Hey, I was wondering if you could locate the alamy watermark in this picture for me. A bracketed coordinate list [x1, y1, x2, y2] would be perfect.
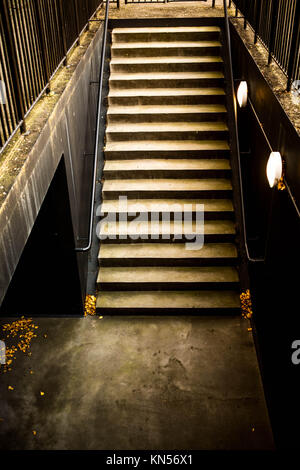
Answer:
[96, 197, 205, 250]
[0, 80, 6, 105]
[0, 340, 6, 365]
[291, 80, 300, 104]
[291, 340, 300, 365]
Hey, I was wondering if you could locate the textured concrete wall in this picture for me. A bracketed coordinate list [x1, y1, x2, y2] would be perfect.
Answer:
[0, 24, 104, 307]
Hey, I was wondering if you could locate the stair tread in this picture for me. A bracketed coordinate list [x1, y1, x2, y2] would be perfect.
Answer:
[109, 87, 225, 97]
[112, 41, 222, 49]
[107, 104, 226, 115]
[96, 290, 240, 310]
[106, 122, 228, 133]
[104, 159, 230, 171]
[97, 25, 241, 313]
[110, 56, 223, 64]
[105, 140, 229, 152]
[110, 71, 224, 80]
[97, 266, 239, 283]
[99, 219, 235, 236]
[103, 178, 232, 192]
[100, 198, 234, 213]
[99, 243, 238, 260]
[112, 27, 221, 34]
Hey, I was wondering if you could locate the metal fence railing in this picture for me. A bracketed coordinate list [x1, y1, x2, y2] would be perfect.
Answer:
[231, 0, 300, 90]
[0, 0, 104, 154]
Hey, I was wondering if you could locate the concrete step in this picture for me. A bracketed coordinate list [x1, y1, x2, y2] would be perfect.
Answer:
[102, 178, 232, 199]
[109, 71, 224, 89]
[110, 56, 223, 73]
[104, 140, 230, 159]
[111, 41, 222, 57]
[108, 87, 226, 106]
[99, 198, 234, 220]
[112, 27, 221, 43]
[96, 290, 241, 314]
[97, 266, 239, 290]
[98, 242, 238, 267]
[107, 104, 227, 123]
[103, 159, 231, 179]
[98, 219, 236, 243]
[106, 122, 229, 142]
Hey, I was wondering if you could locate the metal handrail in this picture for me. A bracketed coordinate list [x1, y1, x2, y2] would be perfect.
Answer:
[223, 0, 264, 263]
[75, 0, 110, 252]
[248, 98, 300, 221]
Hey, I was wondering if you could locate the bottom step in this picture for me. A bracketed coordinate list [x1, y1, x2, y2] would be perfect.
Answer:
[96, 290, 241, 314]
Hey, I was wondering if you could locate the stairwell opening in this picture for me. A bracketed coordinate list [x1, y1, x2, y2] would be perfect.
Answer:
[0, 156, 83, 317]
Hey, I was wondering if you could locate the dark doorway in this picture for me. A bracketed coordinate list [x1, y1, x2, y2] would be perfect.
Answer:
[0, 157, 83, 316]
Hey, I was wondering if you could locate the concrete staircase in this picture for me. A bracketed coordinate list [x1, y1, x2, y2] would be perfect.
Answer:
[96, 26, 241, 314]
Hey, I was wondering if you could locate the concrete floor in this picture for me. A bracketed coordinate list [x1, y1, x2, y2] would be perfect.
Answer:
[0, 315, 273, 450]
[102, 0, 234, 20]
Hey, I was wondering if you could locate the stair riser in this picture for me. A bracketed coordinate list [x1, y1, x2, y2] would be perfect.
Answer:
[105, 149, 230, 159]
[112, 32, 220, 42]
[98, 258, 238, 268]
[109, 78, 224, 89]
[111, 47, 221, 57]
[103, 169, 231, 179]
[108, 95, 226, 106]
[99, 211, 235, 221]
[110, 62, 223, 73]
[97, 282, 239, 291]
[106, 130, 228, 142]
[103, 190, 232, 199]
[99, 234, 236, 244]
[96, 306, 240, 315]
[107, 112, 226, 123]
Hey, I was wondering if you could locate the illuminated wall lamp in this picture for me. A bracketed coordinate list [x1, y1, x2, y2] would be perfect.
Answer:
[237, 81, 248, 107]
[266, 151, 283, 188]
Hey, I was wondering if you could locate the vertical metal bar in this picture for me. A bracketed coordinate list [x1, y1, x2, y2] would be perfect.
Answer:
[287, 0, 300, 91]
[12, 0, 33, 109]
[85, 0, 90, 29]
[0, 0, 26, 131]
[254, 0, 261, 44]
[268, 0, 279, 65]
[51, 0, 62, 72]
[73, 0, 81, 45]
[23, 0, 43, 96]
[32, 0, 50, 92]
[0, 35, 18, 134]
[58, 0, 68, 65]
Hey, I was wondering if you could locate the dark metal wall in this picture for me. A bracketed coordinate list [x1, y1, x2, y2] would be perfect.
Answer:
[231, 21, 300, 450]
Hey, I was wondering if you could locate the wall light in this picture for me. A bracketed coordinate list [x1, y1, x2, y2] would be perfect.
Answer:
[237, 81, 248, 107]
[266, 152, 283, 188]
